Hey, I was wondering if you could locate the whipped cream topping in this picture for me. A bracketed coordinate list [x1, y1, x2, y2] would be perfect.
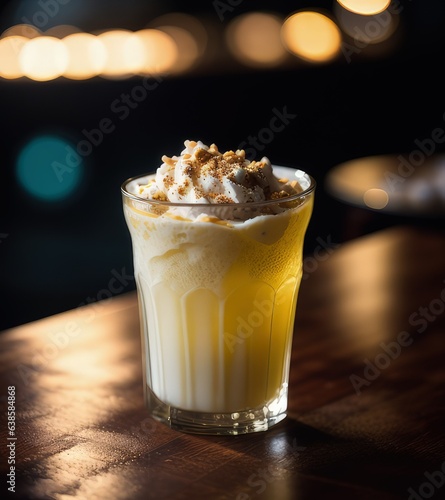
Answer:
[136, 140, 302, 204]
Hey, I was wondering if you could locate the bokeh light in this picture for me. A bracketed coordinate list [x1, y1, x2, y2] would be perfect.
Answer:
[336, 0, 391, 16]
[150, 13, 207, 57]
[152, 26, 198, 74]
[335, 2, 398, 45]
[149, 13, 207, 74]
[97, 29, 145, 78]
[363, 188, 389, 209]
[19, 36, 68, 81]
[134, 29, 178, 75]
[62, 33, 106, 80]
[225, 12, 287, 68]
[1, 23, 41, 39]
[0, 36, 28, 79]
[16, 135, 84, 202]
[281, 11, 342, 63]
[44, 25, 82, 38]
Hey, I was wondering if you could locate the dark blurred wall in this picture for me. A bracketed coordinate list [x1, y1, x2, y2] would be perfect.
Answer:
[1, 1, 445, 330]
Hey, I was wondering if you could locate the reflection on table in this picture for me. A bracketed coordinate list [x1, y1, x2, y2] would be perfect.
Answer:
[1, 226, 445, 499]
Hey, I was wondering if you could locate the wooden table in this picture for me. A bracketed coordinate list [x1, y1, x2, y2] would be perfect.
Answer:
[1, 226, 445, 500]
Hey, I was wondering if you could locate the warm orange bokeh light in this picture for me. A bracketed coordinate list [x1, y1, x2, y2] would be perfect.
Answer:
[153, 26, 199, 74]
[1, 24, 41, 39]
[150, 13, 207, 56]
[0, 18, 208, 81]
[62, 33, 107, 80]
[97, 30, 146, 78]
[337, 0, 391, 16]
[44, 25, 82, 38]
[363, 188, 389, 209]
[335, 2, 398, 45]
[134, 29, 178, 75]
[0, 36, 28, 79]
[149, 13, 207, 74]
[226, 12, 287, 68]
[282, 11, 342, 63]
[19, 36, 68, 81]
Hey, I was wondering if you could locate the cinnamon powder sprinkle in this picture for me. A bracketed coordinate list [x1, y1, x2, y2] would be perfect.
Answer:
[150, 141, 301, 204]
[215, 194, 234, 203]
[192, 145, 249, 186]
[177, 179, 190, 197]
[194, 187, 205, 199]
[270, 190, 290, 199]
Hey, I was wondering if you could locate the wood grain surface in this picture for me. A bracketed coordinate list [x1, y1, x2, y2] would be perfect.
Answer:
[1, 226, 445, 500]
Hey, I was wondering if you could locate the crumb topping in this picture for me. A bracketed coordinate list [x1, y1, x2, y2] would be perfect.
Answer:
[137, 140, 303, 205]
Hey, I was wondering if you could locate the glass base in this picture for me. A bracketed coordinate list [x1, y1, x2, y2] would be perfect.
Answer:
[144, 385, 288, 435]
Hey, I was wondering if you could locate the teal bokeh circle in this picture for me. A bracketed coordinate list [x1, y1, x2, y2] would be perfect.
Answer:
[16, 135, 83, 201]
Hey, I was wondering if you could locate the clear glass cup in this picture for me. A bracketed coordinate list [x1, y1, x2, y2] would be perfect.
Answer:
[121, 166, 315, 435]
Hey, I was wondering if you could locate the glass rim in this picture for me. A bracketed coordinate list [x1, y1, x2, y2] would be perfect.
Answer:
[121, 166, 316, 209]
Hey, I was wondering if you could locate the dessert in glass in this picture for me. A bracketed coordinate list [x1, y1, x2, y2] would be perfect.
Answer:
[121, 140, 315, 434]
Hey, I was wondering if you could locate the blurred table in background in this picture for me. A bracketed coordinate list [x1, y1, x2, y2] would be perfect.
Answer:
[324, 153, 445, 242]
[325, 153, 445, 215]
[1, 225, 445, 499]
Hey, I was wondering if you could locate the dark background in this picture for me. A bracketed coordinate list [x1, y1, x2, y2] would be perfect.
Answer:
[1, 0, 445, 331]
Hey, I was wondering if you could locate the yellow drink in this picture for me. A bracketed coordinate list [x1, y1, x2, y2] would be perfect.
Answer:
[122, 166, 315, 434]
